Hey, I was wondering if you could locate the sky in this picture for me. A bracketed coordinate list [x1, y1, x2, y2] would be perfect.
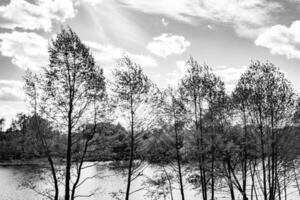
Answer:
[0, 0, 300, 126]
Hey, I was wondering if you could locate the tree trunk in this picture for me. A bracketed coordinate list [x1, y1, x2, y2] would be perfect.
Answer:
[175, 123, 185, 200]
[242, 108, 248, 200]
[125, 97, 134, 200]
[211, 135, 215, 200]
[65, 116, 72, 200]
[225, 159, 235, 200]
[259, 108, 267, 200]
[65, 92, 73, 200]
[48, 156, 59, 200]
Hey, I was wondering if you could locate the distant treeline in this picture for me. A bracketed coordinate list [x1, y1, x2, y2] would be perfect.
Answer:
[1, 109, 300, 165]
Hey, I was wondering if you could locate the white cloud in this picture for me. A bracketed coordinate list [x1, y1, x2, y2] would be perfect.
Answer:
[0, 0, 75, 31]
[147, 33, 191, 58]
[207, 24, 215, 30]
[255, 21, 300, 59]
[85, 41, 157, 72]
[212, 65, 247, 92]
[0, 80, 24, 102]
[79, 0, 104, 6]
[0, 103, 27, 129]
[120, 0, 281, 38]
[166, 60, 187, 86]
[162, 18, 169, 26]
[0, 31, 48, 70]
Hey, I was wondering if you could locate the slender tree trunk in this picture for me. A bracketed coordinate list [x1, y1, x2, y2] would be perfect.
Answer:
[34, 112, 59, 200]
[199, 105, 207, 200]
[209, 105, 215, 200]
[65, 109, 72, 200]
[175, 123, 185, 200]
[293, 162, 300, 197]
[270, 109, 277, 200]
[65, 79, 74, 200]
[48, 156, 59, 200]
[225, 158, 235, 200]
[250, 160, 255, 200]
[242, 107, 248, 200]
[211, 134, 215, 200]
[276, 167, 281, 200]
[259, 108, 267, 200]
[194, 96, 207, 200]
[284, 167, 287, 200]
[163, 167, 174, 200]
[70, 138, 89, 200]
[125, 97, 134, 200]
[251, 160, 259, 200]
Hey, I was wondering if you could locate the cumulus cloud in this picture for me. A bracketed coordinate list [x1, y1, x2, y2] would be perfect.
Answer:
[85, 41, 158, 71]
[147, 33, 191, 58]
[207, 24, 215, 30]
[212, 65, 247, 92]
[0, 0, 75, 31]
[120, 0, 281, 38]
[0, 80, 24, 102]
[0, 103, 27, 129]
[255, 21, 300, 59]
[0, 80, 27, 128]
[166, 60, 187, 86]
[0, 31, 48, 70]
[162, 18, 169, 26]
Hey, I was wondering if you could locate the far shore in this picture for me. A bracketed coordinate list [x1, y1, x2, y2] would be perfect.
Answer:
[0, 158, 123, 167]
[0, 158, 55, 167]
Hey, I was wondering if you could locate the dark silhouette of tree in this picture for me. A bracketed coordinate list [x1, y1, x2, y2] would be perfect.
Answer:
[180, 56, 209, 200]
[160, 86, 187, 200]
[113, 55, 152, 200]
[24, 27, 106, 200]
[233, 61, 296, 200]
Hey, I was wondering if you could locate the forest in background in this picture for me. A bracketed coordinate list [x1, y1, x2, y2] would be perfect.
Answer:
[0, 27, 300, 200]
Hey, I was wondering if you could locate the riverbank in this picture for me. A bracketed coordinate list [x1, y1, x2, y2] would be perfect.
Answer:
[0, 158, 52, 167]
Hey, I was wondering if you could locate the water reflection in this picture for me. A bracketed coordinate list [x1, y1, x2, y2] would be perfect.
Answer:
[0, 162, 298, 200]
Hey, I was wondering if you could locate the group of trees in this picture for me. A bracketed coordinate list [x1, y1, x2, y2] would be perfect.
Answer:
[1, 27, 300, 200]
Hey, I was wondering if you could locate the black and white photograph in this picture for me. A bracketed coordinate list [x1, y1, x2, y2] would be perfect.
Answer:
[1, 0, 300, 200]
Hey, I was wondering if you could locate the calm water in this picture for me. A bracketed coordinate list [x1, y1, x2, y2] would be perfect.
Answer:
[0, 162, 298, 200]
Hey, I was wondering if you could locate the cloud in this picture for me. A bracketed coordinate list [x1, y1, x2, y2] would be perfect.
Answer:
[0, 80, 27, 129]
[147, 33, 191, 58]
[207, 24, 215, 30]
[255, 21, 300, 59]
[166, 60, 187, 86]
[85, 41, 158, 71]
[162, 18, 169, 26]
[120, 0, 282, 38]
[0, 103, 27, 129]
[212, 65, 247, 92]
[0, 31, 48, 70]
[0, 80, 24, 102]
[0, 0, 75, 31]
[79, 0, 104, 6]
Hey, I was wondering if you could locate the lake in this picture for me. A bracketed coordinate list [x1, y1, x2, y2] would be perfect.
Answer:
[0, 162, 298, 200]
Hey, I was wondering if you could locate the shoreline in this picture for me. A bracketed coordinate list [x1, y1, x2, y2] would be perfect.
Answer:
[0, 158, 51, 167]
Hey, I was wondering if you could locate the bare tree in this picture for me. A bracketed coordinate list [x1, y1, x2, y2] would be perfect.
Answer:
[180, 56, 209, 200]
[233, 61, 296, 200]
[160, 86, 187, 200]
[113, 55, 152, 200]
[25, 27, 106, 200]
